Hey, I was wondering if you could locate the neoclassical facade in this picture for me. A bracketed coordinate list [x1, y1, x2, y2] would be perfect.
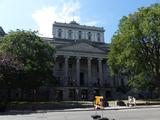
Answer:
[44, 21, 122, 101]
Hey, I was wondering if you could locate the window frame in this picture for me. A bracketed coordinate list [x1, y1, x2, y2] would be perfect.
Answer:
[68, 30, 72, 39]
[78, 31, 82, 39]
[58, 29, 62, 38]
[97, 33, 101, 42]
[87, 32, 92, 40]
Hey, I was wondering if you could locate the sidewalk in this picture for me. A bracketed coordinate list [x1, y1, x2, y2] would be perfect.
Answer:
[37, 105, 160, 112]
[7, 105, 160, 114]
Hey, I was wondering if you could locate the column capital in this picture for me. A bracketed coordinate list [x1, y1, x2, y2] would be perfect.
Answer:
[98, 57, 103, 61]
[53, 55, 58, 58]
[64, 55, 69, 59]
[76, 56, 81, 60]
[87, 57, 92, 60]
[53, 55, 57, 61]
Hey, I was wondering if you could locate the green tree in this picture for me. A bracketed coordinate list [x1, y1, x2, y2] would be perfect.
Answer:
[0, 52, 24, 103]
[108, 4, 160, 91]
[0, 52, 24, 87]
[0, 30, 56, 89]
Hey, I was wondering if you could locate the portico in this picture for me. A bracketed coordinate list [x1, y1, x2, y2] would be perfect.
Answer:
[55, 55, 104, 86]
[52, 40, 111, 100]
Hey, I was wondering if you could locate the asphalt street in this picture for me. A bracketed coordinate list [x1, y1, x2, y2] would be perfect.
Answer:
[0, 107, 160, 120]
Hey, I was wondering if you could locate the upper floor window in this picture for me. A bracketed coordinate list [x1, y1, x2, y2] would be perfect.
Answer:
[58, 29, 62, 38]
[97, 33, 101, 42]
[78, 31, 82, 39]
[59, 63, 63, 69]
[68, 30, 72, 39]
[87, 32, 92, 40]
[69, 63, 72, 68]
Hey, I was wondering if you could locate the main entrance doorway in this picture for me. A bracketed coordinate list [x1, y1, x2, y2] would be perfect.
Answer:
[80, 72, 84, 86]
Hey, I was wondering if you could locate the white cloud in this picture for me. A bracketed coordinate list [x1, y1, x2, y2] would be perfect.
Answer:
[32, 0, 100, 37]
[32, 1, 80, 37]
[84, 21, 99, 26]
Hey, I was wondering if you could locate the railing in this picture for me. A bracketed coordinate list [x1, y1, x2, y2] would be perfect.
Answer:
[55, 81, 113, 88]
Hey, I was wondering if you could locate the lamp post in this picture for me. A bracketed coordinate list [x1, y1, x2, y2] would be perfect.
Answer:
[32, 89, 36, 111]
[7, 82, 11, 104]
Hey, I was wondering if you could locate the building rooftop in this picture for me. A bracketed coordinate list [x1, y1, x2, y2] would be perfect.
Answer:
[53, 21, 105, 32]
[69, 20, 80, 25]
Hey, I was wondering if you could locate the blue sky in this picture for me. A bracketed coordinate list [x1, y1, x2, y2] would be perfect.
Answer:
[0, 0, 159, 43]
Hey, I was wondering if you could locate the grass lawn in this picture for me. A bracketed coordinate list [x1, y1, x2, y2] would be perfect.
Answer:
[7, 99, 160, 110]
[108, 99, 160, 106]
[8, 101, 94, 110]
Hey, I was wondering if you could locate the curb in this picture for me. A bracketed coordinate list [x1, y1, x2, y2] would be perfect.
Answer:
[37, 105, 160, 113]
[7, 105, 160, 113]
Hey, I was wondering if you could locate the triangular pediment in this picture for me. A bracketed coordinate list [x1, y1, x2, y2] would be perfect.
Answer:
[57, 42, 106, 53]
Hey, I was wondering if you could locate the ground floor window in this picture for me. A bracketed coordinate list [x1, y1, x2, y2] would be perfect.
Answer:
[69, 89, 76, 100]
[56, 90, 63, 101]
[81, 89, 88, 100]
[94, 89, 100, 96]
[105, 91, 111, 100]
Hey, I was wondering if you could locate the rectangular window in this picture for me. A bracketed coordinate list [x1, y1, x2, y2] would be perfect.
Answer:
[59, 63, 62, 69]
[78, 31, 82, 39]
[68, 30, 72, 39]
[87, 32, 92, 40]
[97, 33, 101, 42]
[58, 29, 62, 38]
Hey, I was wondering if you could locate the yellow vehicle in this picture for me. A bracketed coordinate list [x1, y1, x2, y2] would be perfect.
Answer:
[95, 96, 104, 109]
[91, 96, 104, 119]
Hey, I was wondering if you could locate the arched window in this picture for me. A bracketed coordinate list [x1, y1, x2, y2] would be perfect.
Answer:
[87, 32, 92, 40]
[78, 31, 82, 39]
[58, 29, 62, 38]
[97, 33, 101, 42]
[68, 30, 72, 39]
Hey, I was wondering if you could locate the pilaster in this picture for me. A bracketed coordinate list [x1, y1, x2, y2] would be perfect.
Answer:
[98, 58, 103, 86]
[87, 57, 92, 86]
[64, 56, 69, 86]
[76, 56, 81, 86]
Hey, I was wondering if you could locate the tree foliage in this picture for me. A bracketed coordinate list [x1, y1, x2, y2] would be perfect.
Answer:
[0, 30, 56, 89]
[108, 3, 160, 91]
[0, 52, 24, 88]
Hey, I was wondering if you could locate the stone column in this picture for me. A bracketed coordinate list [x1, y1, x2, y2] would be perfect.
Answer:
[76, 56, 81, 86]
[87, 57, 92, 86]
[64, 56, 69, 86]
[98, 58, 103, 86]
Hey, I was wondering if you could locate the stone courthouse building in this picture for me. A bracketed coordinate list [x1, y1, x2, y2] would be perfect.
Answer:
[44, 21, 118, 101]
[0, 23, 126, 101]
